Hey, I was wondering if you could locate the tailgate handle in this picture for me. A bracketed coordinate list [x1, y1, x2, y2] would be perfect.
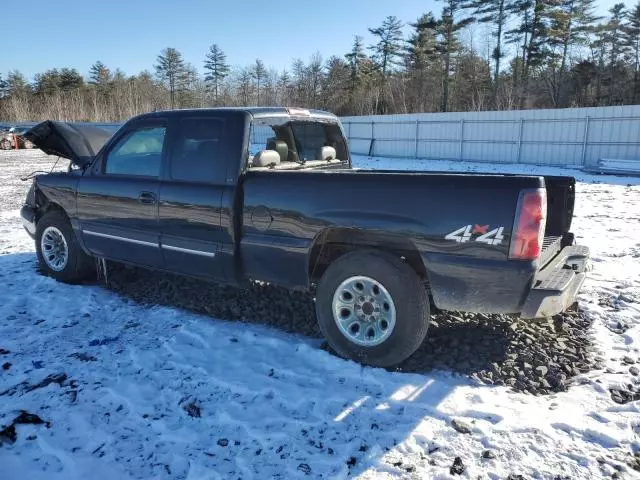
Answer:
[138, 191, 157, 204]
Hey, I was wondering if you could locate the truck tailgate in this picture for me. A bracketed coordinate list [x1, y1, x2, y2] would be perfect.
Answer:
[543, 176, 575, 237]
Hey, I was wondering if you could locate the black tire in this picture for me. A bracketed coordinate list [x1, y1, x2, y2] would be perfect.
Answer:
[0, 139, 11, 150]
[316, 249, 430, 367]
[35, 210, 94, 283]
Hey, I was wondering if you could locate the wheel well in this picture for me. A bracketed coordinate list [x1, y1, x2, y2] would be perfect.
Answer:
[308, 228, 428, 284]
[34, 191, 66, 223]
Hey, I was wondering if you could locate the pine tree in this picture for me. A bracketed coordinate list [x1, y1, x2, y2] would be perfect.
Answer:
[605, 3, 628, 104]
[345, 36, 368, 93]
[507, 0, 553, 107]
[292, 59, 307, 105]
[59, 68, 84, 91]
[0, 73, 6, 98]
[5, 71, 31, 97]
[277, 70, 292, 104]
[406, 13, 439, 72]
[204, 44, 230, 104]
[463, 0, 510, 107]
[155, 47, 187, 108]
[406, 13, 439, 111]
[607, 3, 627, 66]
[89, 61, 111, 90]
[591, 23, 608, 104]
[307, 52, 324, 107]
[237, 68, 253, 105]
[252, 59, 267, 104]
[368, 16, 405, 76]
[546, 0, 599, 105]
[505, 0, 533, 90]
[323, 56, 350, 113]
[178, 64, 200, 108]
[33, 69, 61, 96]
[437, 1, 474, 112]
[623, 1, 640, 101]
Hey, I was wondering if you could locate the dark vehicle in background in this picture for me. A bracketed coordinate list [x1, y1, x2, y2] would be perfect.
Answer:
[1, 126, 36, 150]
[20, 108, 590, 367]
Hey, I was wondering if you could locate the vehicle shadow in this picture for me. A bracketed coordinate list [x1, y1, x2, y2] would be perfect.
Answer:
[103, 262, 595, 392]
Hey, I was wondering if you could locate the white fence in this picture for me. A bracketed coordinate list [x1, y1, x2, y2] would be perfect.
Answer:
[341, 106, 640, 170]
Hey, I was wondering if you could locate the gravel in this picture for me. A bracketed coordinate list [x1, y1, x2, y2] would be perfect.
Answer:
[450, 457, 465, 475]
[482, 450, 496, 459]
[451, 419, 472, 434]
[610, 385, 640, 404]
[105, 263, 600, 395]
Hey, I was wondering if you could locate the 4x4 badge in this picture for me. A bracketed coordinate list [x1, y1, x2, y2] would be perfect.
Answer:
[445, 225, 504, 245]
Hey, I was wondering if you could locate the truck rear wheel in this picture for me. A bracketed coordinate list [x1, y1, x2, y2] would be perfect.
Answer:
[316, 250, 430, 367]
[36, 210, 94, 283]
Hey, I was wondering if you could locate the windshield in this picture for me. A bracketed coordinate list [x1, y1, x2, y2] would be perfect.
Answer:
[250, 117, 349, 164]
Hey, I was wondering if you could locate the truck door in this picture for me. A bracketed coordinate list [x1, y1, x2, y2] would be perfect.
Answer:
[76, 119, 167, 268]
[158, 116, 231, 282]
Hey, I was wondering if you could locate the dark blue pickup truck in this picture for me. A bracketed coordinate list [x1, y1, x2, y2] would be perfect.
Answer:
[21, 107, 589, 367]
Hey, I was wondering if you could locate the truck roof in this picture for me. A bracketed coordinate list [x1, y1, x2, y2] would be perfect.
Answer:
[135, 107, 339, 122]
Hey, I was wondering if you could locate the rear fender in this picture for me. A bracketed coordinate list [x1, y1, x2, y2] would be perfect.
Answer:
[308, 227, 427, 283]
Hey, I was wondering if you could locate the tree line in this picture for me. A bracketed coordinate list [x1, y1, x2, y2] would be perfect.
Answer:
[2, 0, 640, 122]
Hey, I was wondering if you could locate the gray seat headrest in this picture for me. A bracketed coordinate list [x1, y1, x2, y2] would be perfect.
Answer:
[266, 138, 289, 163]
[252, 150, 281, 168]
[317, 146, 337, 161]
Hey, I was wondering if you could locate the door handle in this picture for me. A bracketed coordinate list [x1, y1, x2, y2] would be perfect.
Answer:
[138, 191, 157, 204]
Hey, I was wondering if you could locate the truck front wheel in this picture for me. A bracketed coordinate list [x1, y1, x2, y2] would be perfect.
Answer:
[316, 250, 430, 367]
[35, 210, 94, 283]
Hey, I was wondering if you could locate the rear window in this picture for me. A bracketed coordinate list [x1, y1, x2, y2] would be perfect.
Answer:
[250, 119, 348, 164]
[290, 123, 329, 161]
[170, 118, 226, 183]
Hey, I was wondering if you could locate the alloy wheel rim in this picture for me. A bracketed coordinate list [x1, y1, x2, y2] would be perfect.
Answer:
[331, 275, 397, 347]
[41, 226, 69, 271]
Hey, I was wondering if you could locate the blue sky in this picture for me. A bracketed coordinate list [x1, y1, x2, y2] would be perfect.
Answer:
[4, 0, 624, 81]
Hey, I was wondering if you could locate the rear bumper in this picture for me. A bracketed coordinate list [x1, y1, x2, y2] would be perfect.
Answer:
[520, 245, 590, 319]
[20, 204, 37, 238]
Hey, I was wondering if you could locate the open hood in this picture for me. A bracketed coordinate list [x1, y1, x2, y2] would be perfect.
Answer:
[24, 121, 118, 167]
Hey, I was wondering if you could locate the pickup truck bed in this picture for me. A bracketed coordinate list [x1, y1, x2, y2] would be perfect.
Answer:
[20, 108, 590, 367]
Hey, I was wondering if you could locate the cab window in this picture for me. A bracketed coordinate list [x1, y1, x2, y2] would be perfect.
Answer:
[169, 118, 226, 183]
[105, 126, 166, 177]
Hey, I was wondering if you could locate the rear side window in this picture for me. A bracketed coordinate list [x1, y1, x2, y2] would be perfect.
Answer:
[170, 118, 226, 183]
[105, 126, 166, 177]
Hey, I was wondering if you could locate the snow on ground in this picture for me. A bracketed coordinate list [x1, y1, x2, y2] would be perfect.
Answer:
[0, 150, 639, 479]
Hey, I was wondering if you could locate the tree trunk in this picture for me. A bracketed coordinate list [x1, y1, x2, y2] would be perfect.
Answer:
[442, 23, 453, 112]
[492, 0, 505, 108]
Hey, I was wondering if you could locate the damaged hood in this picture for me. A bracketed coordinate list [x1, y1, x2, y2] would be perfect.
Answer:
[25, 121, 119, 167]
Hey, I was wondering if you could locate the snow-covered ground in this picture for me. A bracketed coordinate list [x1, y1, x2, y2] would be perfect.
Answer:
[0, 149, 639, 479]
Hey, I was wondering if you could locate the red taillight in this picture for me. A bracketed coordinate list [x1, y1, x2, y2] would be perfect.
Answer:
[509, 188, 547, 260]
